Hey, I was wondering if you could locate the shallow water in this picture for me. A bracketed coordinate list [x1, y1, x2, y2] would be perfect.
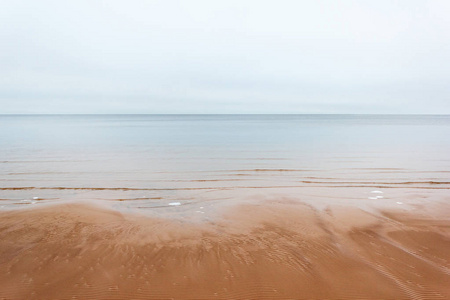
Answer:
[1, 114, 449, 215]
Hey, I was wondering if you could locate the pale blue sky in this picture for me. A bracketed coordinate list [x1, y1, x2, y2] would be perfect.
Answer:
[1, 0, 450, 114]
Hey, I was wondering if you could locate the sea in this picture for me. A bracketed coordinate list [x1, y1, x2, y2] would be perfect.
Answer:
[1, 114, 449, 218]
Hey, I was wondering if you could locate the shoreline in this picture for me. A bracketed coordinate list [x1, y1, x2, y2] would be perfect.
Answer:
[1, 200, 449, 299]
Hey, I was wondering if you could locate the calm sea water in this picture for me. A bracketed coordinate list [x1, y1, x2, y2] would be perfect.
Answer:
[1, 115, 449, 216]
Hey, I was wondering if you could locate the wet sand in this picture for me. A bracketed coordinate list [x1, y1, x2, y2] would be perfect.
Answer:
[0, 200, 449, 299]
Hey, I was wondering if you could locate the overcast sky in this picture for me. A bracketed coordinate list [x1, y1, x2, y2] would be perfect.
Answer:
[1, 0, 450, 114]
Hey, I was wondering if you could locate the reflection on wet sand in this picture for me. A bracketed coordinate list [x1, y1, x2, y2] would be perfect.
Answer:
[1, 200, 449, 299]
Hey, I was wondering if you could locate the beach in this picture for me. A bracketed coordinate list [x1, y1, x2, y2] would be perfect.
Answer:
[2, 0, 450, 297]
[1, 198, 449, 299]
[1, 115, 450, 299]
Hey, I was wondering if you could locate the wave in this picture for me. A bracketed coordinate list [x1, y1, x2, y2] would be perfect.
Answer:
[300, 180, 450, 185]
[1, 181, 450, 192]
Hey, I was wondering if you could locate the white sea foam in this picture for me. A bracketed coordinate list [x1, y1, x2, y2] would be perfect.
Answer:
[168, 202, 181, 206]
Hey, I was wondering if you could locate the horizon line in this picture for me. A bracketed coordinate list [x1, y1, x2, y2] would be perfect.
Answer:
[1, 113, 450, 116]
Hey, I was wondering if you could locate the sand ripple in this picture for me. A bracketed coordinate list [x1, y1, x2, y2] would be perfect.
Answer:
[0, 201, 449, 299]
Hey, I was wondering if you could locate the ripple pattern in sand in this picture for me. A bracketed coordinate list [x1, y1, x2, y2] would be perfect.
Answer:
[0, 201, 449, 299]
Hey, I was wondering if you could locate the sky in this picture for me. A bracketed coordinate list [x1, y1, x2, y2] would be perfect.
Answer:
[1, 0, 450, 114]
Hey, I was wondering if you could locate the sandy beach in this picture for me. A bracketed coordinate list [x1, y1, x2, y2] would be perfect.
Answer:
[1, 199, 449, 299]
[1, 114, 450, 299]
[2, 0, 450, 295]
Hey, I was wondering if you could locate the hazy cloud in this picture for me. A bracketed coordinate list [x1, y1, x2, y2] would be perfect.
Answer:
[1, 0, 450, 113]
